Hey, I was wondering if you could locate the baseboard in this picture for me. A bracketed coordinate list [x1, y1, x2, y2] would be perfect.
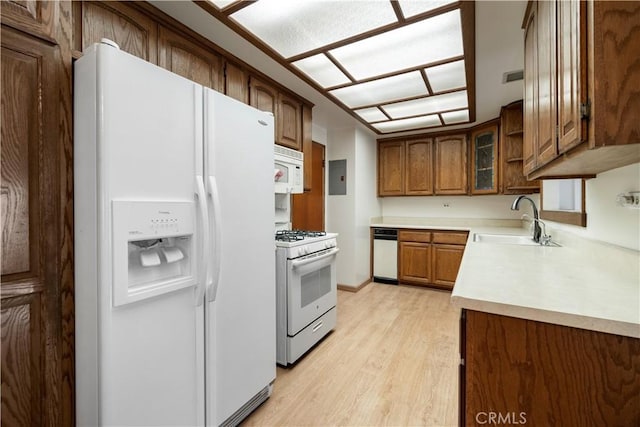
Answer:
[337, 278, 371, 293]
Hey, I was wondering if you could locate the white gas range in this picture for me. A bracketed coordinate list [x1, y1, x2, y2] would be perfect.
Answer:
[275, 230, 339, 366]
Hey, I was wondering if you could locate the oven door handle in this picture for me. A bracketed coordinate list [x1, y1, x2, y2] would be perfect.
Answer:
[291, 248, 339, 269]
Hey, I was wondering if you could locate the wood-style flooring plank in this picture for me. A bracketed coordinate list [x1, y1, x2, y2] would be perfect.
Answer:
[243, 283, 460, 427]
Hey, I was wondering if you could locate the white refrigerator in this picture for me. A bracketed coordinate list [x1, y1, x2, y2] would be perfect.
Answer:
[74, 41, 275, 426]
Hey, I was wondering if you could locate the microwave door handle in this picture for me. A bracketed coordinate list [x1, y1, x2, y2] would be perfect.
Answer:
[194, 176, 210, 307]
[291, 248, 339, 269]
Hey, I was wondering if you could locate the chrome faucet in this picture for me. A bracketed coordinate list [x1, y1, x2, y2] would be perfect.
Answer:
[521, 214, 553, 246]
[511, 196, 542, 243]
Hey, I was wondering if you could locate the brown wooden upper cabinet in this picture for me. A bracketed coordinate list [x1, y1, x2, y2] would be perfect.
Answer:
[377, 140, 405, 196]
[158, 26, 223, 92]
[405, 139, 434, 196]
[499, 100, 540, 194]
[77, 1, 158, 62]
[302, 104, 313, 191]
[277, 91, 302, 151]
[224, 60, 248, 104]
[249, 76, 277, 139]
[470, 122, 499, 194]
[434, 134, 468, 195]
[377, 139, 433, 197]
[522, 0, 640, 179]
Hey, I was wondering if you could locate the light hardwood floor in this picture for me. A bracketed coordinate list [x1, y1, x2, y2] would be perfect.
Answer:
[243, 283, 460, 427]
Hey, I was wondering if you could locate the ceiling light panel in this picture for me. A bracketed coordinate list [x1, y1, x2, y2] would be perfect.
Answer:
[441, 109, 469, 124]
[293, 54, 351, 87]
[383, 90, 468, 119]
[354, 107, 388, 122]
[329, 72, 426, 108]
[398, 0, 457, 18]
[373, 115, 442, 133]
[329, 9, 463, 81]
[207, 0, 238, 9]
[425, 60, 466, 92]
[230, 0, 397, 59]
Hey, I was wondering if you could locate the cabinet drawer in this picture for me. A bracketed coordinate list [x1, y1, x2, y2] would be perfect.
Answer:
[432, 232, 468, 245]
[398, 230, 431, 243]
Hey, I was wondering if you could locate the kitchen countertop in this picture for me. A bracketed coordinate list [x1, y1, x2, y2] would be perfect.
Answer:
[371, 217, 640, 339]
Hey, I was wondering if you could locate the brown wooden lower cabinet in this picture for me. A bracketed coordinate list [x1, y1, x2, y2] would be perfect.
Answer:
[397, 230, 467, 290]
[398, 241, 432, 285]
[460, 310, 640, 426]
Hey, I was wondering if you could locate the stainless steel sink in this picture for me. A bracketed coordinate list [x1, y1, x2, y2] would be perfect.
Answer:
[472, 233, 560, 247]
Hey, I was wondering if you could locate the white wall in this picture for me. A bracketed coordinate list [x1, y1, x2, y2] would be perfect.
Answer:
[382, 194, 538, 219]
[545, 163, 640, 251]
[326, 127, 381, 287]
[354, 128, 381, 285]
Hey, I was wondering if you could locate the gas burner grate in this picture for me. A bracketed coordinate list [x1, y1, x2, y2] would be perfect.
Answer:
[275, 230, 327, 241]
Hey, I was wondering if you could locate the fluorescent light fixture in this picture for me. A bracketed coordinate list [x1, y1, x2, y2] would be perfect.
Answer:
[330, 71, 427, 108]
[383, 90, 468, 119]
[425, 60, 466, 92]
[398, 0, 457, 18]
[231, 0, 397, 58]
[373, 115, 442, 133]
[207, 0, 238, 9]
[354, 107, 388, 122]
[293, 54, 351, 87]
[441, 109, 469, 124]
[329, 9, 463, 80]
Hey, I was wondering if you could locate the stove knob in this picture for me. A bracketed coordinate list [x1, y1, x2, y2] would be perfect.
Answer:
[303, 246, 309, 255]
[324, 241, 331, 249]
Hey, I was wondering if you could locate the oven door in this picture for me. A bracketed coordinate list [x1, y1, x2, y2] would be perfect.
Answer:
[287, 248, 339, 336]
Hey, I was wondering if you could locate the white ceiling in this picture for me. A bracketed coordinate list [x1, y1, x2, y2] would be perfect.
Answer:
[148, 0, 526, 138]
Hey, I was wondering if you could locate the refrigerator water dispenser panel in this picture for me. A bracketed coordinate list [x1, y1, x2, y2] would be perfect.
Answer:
[112, 200, 196, 307]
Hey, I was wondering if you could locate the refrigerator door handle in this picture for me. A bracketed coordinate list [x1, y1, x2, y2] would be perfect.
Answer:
[207, 175, 223, 302]
[195, 176, 210, 306]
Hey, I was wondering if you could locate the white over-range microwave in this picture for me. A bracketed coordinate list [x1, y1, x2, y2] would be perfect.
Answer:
[274, 145, 303, 194]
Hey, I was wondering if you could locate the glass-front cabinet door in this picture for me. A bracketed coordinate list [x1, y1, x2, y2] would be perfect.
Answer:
[470, 122, 499, 194]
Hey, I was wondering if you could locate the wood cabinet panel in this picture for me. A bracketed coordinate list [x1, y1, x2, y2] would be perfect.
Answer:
[499, 100, 539, 194]
[470, 123, 498, 194]
[302, 104, 313, 191]
[249, 76, 276, 114]
[249, 76, 277, 141]
[398, 230, 431, 243]
[434, 134, 468, 195]
[463, 310, 640, 426]
[158, 26, 223, 91]
[398, 242, 431, 286]
[590, 1, 640, 147]
[0, 0, 56, 40]
[432, 232, 468, 245]
[432, 244, 464, 289]
[557, 0, 586, 153]
[79, 1, 157, 62]
[277, 92, 302, 150]
[523, 7, 538, 175]
[1, 26, 63, 427]
[523, 0, 640, 179]
[1, 42, 40, 276]
[225, 60, 248, 104]
[405, 139, 433, 195]
[535, 0, 558, 168]
[1, 294, 43, 426]
[378, 141, 405, 196]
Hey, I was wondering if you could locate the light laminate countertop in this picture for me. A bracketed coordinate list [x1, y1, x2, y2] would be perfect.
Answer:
[371, 218, 640, 338]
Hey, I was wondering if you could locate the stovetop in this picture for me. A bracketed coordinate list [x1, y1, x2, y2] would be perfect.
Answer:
[275, 230, 338, 249]
[275, 230, 327, 242]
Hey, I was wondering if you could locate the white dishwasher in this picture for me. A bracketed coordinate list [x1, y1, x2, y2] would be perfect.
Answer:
[373, 228, 398, 284]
